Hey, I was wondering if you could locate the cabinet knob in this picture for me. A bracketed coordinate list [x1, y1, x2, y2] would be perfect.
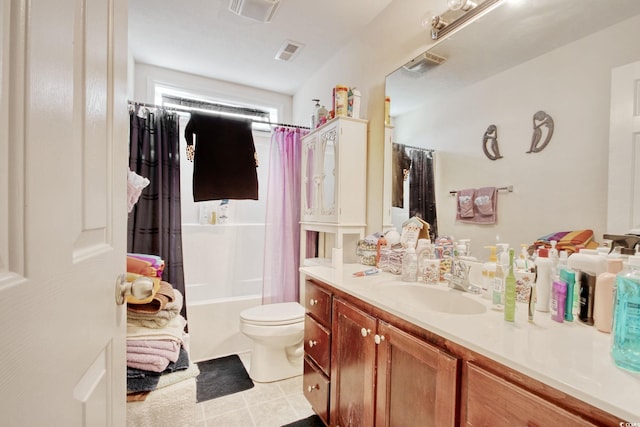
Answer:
[307, 384, 319, 393]
[361, 328, 371, 337]
[308, 340, 317, 348]
[309, 298, 318, 306]
[374, 334, 386, 345]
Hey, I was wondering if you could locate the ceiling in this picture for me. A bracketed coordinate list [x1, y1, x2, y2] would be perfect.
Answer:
[128, 0, 393, 96]
[386, 0, 640, 116]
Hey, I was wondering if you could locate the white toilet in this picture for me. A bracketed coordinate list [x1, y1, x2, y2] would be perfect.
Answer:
[239, 302, 305, 383]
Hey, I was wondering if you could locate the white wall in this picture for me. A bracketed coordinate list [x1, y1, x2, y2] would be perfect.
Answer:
[393, 15, 640, 251]
[292, 0, 441, 234]
[133, 62, 293, 123]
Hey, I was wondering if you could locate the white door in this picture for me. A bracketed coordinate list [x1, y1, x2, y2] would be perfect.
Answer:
[607, 60, 640, 234]
[0, 0, 128, 425]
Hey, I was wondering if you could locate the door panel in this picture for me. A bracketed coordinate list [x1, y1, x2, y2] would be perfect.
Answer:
[607, 60, 640, 233]
[0, 0, 128, 425]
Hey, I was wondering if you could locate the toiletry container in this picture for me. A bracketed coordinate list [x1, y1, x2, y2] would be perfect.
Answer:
[611, 255, 640, 372]
[559, 268, 575, 321]
[376, 235, 387, 268]
[550, 280, 567, 322]
[492, 244, 509, 310]
[481, 246, 497, 300]
[568, 250, 607, 320]
[504, 248, 517, 322]
[218, 199, 230, 224]
[349, 88, 361, 119]
[534, 255, 553, 312]
[239, 302, 305, 382]
[418, 244, 440, 285]
[594, 258, 624, 333]
[402, 247, 418, 282]
[335, 85, 349, 117]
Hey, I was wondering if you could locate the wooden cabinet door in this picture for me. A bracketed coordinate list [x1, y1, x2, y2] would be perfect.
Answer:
[465, 363, 599, 427]
[375, 321, 458, 427]
[331, 298, 377, 427]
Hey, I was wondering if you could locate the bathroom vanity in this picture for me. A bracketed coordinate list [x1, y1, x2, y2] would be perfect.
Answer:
[301, 261, 639, 426]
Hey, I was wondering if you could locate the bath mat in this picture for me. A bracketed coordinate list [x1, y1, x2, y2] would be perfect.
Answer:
[281, 415, 324, 427]
[196, 354, 254, 403]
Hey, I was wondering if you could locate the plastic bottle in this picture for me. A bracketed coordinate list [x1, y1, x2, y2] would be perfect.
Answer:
[534, 254, 553, 312]
[504, 248, 517, 322]
[311, 99, 320, 129]
[559, 268, 575, 322]
[594, 257, 624, 333]
[217, 199, 230, 224]
[418, 244, 440, 285]
[492, 244, 509, 311]
[611, 255, 640, 372]
[402, 247, 418, 282]
[550, 280, 567, 322]
[481, 246, 497, 300]
[317, 105, 329, 126]
[349, 88, 361, 119]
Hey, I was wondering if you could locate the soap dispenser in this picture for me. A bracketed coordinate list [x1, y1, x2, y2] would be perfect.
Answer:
[481, 246, 497, 300]
[611, 255, 640, 372]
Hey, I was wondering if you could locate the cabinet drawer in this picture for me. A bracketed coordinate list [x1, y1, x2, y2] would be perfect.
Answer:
[465, 363, 598, 427]
[304, 314, 331, 375]
[303, 357, 330, 426]
[305, 280, 332, 326]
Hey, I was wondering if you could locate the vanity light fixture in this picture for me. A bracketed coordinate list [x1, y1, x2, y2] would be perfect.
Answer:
[431, 0, 503, 40]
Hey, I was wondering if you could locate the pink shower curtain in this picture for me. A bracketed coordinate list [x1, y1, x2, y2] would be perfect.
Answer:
[262, 126, 308, 304]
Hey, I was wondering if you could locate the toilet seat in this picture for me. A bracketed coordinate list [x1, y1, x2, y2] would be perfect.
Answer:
[240, 302, 304, 326]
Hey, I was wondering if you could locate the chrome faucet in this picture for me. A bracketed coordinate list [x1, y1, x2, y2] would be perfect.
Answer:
[444, 258, 481, 294]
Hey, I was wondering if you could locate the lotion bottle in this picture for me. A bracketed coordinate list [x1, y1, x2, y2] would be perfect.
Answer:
[535, 253, 553, 312]
[504, 248, 517, 322]
[594, 257, 624, 333]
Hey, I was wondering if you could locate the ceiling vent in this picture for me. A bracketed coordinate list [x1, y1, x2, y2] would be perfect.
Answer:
[275, 40, 304, 62]
[402, 51, 447, 73]
[229, 0, 280, 23]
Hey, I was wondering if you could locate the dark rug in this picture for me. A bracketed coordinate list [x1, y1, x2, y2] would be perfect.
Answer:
[196, 354, 254, 403]
[281, 415, 324, 427]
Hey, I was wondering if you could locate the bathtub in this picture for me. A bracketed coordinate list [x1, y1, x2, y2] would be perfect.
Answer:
[182, 223, 264, 362]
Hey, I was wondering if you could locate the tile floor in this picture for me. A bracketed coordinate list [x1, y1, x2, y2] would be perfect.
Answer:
[194, 352, 315, 427]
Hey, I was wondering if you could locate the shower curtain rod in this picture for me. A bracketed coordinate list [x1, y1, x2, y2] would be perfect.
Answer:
[128, 100, 310, 130]
[394, 142, 435, 153]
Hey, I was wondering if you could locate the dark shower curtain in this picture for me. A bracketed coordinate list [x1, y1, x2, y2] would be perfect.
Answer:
[128, 106, 186, 318]
[409, 148, 438, 239]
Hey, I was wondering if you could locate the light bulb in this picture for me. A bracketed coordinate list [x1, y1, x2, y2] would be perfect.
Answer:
[448, 0, 477, 11]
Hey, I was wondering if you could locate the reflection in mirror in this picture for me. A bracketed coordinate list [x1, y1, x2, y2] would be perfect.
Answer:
[322, 135, 336, 216]
[384, 0, 640, 254]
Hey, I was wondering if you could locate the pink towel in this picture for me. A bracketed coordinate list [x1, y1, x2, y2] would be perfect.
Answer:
[127, 340, 180, 363]
[127, 352, 171, 372]
[456, 187, 497, 224]
[456, 189, 475, 219]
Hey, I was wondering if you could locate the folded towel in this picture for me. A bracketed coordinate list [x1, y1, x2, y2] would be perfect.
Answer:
[127, 256, 159, 278]
[127, 352, 172, 373]
[127, 341, 180, 364]
[127, 315, 187, 344]
[127, 347, 192, 394]
[456, 189, 475, 219]
[127, 289, 183, 328]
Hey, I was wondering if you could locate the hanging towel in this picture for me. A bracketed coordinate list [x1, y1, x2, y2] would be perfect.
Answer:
[127, 169, 150, 213]
[184, 112, 258, 201]
[473, 186, 498, 224]
[456, 188, 475, 219]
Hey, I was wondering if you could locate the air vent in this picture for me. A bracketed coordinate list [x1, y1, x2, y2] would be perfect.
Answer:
[402, 51, 447, 73]
[275, 40, 304, 62]
[229, 0, 280, 23]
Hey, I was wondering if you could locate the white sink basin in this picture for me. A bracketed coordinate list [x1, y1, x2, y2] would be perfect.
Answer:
[376, 283, 487, 315]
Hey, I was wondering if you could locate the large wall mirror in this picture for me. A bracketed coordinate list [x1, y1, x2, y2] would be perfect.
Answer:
[384, 0, 640, 254]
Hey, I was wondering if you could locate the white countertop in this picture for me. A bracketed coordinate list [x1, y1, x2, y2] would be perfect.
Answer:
[300, 260, 640, 422]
